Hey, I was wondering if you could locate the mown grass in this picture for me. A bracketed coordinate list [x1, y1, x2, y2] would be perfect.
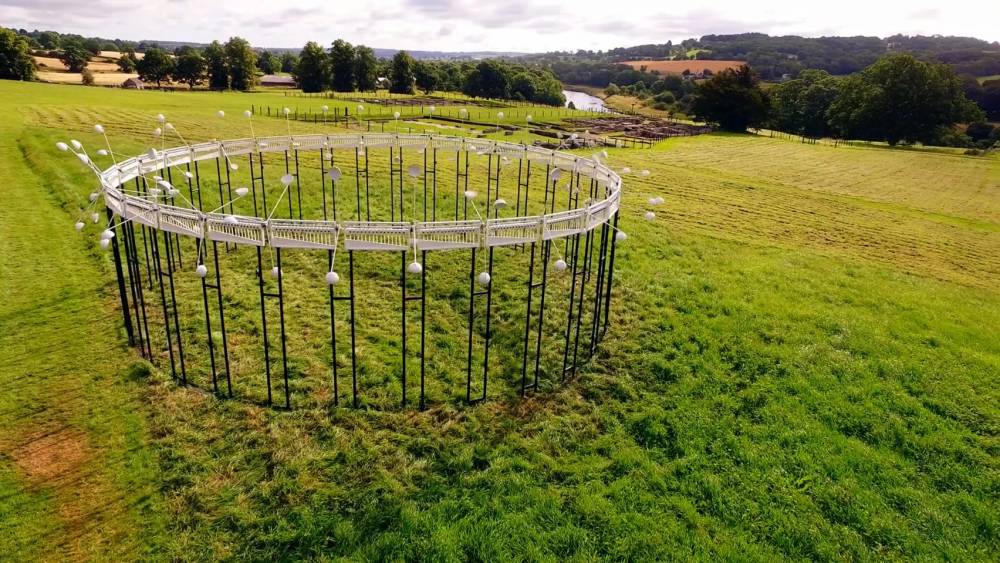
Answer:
[1, 80, 998, 560]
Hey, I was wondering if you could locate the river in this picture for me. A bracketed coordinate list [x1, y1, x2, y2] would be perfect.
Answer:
[563, 90, 606, 112]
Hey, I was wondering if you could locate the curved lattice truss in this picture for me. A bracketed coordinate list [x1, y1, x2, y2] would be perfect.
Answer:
[62, 120, 636, 410]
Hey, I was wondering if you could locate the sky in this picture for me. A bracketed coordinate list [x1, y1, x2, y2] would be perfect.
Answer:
[3, 0, 999, 53]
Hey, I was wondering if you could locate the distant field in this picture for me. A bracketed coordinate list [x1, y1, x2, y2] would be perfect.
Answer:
[621, 59, 745, 75]
[1, 81, 997, 560]
[979, 74, 1000, 84]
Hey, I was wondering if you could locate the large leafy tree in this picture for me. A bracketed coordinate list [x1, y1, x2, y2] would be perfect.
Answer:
[414, 61, 439, 94]
[294, 42, 329, 93]
[354, 45, 378, 91]
[329, 39, 355, 92]
[204, 41, 228, 90]
[59, 43, 90, 73]
[224, 37, 257, 91]
[136, 47, 174, 87]
[173, 50, 206, 89]
[691, 65, 769, 131]
[389, 50, 415, 94]
[827, 54, 983, 145]
[116, 50, 138, 72]
[463, 60, 511, 99]
[769, 69, 840, 137]
[257, 50, 280, 74]
[0, 28, 36, 81]
[280, 52, 298, 73]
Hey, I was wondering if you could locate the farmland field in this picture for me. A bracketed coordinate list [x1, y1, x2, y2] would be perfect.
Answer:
[0, 80, 998, 560]
[621, 59, 746, 75]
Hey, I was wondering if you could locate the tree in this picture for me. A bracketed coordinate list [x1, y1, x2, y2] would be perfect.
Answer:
[977, 80, 1000, 121]
[59, 44, 90, 73]
[827, 54, 983, 145]
[280, 52, 298, 73]
[37, 31, 60, 50]
[116, 50, 138, 72]
[173, 50, 206, 89]
[257, 50, 280, 74]
[294, 42, 329, 94]
[204, 41, 228, 90]
[81, 68, 94, 85]
[389, 50, 416, 94]
[463, 60, 510, 99]
[691, 65, 769, 131]
[769, 69, 839, 137]
[329, 39, 356, 92]
[136, 47, 174, 87]
[224, 37, 257, 91]
[414, 61, 440, 94]
[604, 83, 620, 96]
[355, 45, 378, 91]
[0, 28, 36, 81]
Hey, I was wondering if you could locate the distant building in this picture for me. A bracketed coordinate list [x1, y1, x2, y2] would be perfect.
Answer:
[122, 77, 144, 89]
[260, 74, 296, 87]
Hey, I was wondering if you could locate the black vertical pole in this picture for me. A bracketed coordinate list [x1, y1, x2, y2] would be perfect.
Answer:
[257, 247, 272, 406]
[349, 251, 358, 408]
[212, 240, 232, 395]
[276, 248, 290, 409]
[107, 209, 134, 346]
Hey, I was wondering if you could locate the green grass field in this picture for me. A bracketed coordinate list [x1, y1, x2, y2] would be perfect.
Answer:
[1, 80, 997, 560]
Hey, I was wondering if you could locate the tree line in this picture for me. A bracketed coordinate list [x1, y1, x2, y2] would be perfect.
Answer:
[289, 39, 565, 105]
[690, 54, 997, 149]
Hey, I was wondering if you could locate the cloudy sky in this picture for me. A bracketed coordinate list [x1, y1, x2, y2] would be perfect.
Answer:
[3, 0, 999, 52]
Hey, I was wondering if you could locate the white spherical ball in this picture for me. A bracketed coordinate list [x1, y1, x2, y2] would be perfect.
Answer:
[94, 124, 105, 134]
[526, 115, 533, 122]
[357, 105, 364, 113]
[74, 221, 85, 231]
[243, 110, 252, 118]
[321, 105, 329, 112]
[550, 169, 562, 181]
[493, 198, 507, 210]
[270, 266, 281, 279]
[90, 212, 100, 223]
[554, 259, 568, 271]
[89, 192, 99, 202]
[229, 162, 238, 171]
[281, 173, 294, 186]
[615, 231, 627, 242]
[327, 168, 342, 181]
[70, 139, 82, 150]
[325, 271, 340, 285]
[283, 107, 291, 115]
[407, 261, 423, 275]
[223, 215, 239, 224]
[497, 111, 504, 119]
[99, 238, 110, 249]
[76, 153, 90, 164]
[476, 271, 491, 286]
[429, 105, 436, 112]
[640, 169, 650, 177]
[100, 229, 115, 240]
[463, 190, 477, 200]
[621, 167, 631, 174]
[393, 111, 401, 119]
[217, 110, 225, 118]
[97, 149, 108, 156]
[56, 142, 69, 151]
[195, 264, 208, 278]
[235, 187, 249, 197]
[156, 113, 165, 123]
[407, 164, 421, 178]
[644, 211, 656, 221]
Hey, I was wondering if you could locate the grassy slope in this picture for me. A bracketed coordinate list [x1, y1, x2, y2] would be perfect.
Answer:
[0, 81, 997, 560]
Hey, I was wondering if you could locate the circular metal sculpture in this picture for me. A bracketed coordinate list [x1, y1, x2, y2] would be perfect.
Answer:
[61, 120, 628, 409]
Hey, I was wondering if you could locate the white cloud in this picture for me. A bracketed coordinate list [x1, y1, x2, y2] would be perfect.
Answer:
[2, 0, 998, 52]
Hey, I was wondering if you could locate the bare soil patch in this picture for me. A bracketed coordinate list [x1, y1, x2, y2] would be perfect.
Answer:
[565, 115, 712, 139]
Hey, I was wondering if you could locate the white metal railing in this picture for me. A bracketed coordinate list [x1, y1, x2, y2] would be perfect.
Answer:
[100, 134, 623, 252]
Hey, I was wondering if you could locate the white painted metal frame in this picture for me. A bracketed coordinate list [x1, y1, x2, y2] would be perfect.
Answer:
[98, 134, 623, 252]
